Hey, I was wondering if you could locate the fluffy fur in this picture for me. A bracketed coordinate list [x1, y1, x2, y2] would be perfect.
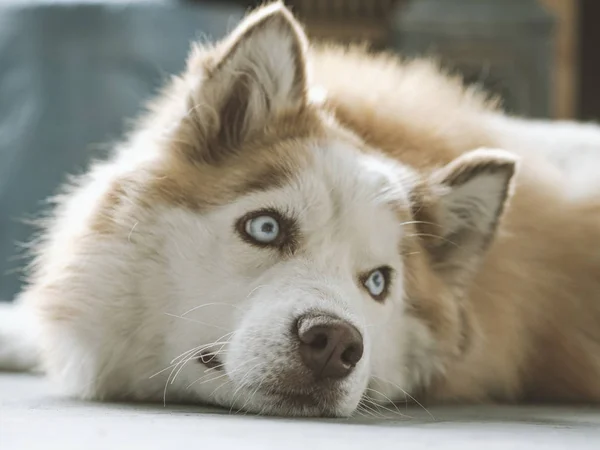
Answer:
[2, 2, 600, 417]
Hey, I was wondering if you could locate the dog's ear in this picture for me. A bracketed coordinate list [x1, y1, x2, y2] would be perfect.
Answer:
[412, 149, 518, 286]
[182, 2, 309, 164]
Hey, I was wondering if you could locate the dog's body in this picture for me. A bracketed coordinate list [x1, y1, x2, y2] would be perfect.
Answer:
[1, 3, 600, 416]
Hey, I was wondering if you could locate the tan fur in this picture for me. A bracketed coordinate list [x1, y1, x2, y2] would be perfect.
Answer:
[311, 36, 600, 406]
[16, 2, 600, 409]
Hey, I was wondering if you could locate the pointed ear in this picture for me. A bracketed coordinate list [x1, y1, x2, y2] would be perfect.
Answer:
[184, 2, 309, 164]
[412, 149, 518, 286]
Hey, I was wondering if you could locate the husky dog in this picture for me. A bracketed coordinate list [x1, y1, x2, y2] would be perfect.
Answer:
[1, 2, 600, 417]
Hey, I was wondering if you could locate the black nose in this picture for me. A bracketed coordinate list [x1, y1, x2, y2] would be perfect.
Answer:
[296, 314, 364, 380]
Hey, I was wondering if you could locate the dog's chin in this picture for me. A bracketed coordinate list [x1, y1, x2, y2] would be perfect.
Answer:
[222, 385, 359, 418]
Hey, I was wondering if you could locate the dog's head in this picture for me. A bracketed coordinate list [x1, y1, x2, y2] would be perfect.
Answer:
[35, 3, 517, 417]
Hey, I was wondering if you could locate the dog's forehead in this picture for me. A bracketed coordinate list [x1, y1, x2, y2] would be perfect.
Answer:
[277, 139, 412, 257]
[308, 140, 411, 212]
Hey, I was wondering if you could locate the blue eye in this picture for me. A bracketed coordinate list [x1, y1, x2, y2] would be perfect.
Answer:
[244, 215, 280, 243]
[364, 269, 386, 297]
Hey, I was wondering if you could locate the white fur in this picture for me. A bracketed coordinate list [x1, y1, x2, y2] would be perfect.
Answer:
[486, 114, 600, 200]
[0, 302, 40, 372]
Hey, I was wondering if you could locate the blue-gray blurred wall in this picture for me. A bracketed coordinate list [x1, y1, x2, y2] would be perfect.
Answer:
[0, 0, 245, 301]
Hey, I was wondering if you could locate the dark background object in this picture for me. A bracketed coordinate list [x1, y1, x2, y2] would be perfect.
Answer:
[579, 0, 600, 121]
[391, 0, 556, 118]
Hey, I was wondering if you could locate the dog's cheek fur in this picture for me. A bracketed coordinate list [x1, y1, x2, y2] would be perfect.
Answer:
[24, 191, 171, 401]
[368, 151, 518, 402]
[365, 240, 469, 405]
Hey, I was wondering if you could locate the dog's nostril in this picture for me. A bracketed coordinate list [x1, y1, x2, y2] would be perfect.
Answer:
[310, 332, 328, 350]
[341, 344, 361, 366]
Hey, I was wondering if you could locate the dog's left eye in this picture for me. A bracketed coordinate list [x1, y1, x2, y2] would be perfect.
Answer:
[244, 214, 280, 243]
[362, 267, 391, 301]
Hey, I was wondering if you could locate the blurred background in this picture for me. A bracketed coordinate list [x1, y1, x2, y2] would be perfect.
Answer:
[0, 0, 598, 301]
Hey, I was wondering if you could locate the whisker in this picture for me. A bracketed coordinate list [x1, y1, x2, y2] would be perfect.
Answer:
[237, 366, 268, 415]
[405, 233, 460, 249]
[209, 378, 233, 400]
[189, 370, 230, 389]
[181, 302, 241, 317]
[362, 395, 409, 419]
[355, 403, 375, 418]
[171, 341, 232, 386]
[354, 404, 372, 419]
[170, 342, 224, 366]
[127, 221, 139, 242]
[158, 331, 235, 405]
[163, 313, 230, 331]
[245, 284, 269, 300]
[149, 363, 182, 380]
[202, 362, 227, 373]
[150, 343, 220, 380]
[370, 375, 435, 421]
[188, 356, 260, 389]
[400, 220, 442, 229]
[171, 333, 235, 364]
[364, 387, 409, 418]
[229, 362, 263, 414]
[170, 348, 206, 385]
[163, 362, 181, 407]
[357, 399, 385, 419]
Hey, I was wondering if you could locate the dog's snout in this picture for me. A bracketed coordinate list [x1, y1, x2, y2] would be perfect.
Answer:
[296, 315, 364, 380]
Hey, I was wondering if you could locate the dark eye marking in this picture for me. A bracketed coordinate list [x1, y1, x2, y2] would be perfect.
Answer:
[235, 208, 299, 254]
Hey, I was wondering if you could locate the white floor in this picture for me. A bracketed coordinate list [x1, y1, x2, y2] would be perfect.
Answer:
[1, 373, 599, 449]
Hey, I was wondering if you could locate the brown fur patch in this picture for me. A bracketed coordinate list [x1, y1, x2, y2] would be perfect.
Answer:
[89, 177, 133, 235]
[144, 108, 324, 213]
[402, 233, 466, 361]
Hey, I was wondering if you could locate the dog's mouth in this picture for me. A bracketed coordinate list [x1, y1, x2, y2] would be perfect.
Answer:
[197, 351, 223, 370]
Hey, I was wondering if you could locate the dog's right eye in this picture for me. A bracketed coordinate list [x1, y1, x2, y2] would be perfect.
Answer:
[359, 266, 392, 302]
[244, 214, 280, 243]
